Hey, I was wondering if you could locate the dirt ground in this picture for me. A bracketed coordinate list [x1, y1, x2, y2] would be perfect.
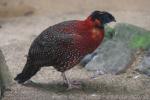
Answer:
[0, 0, 150, 100]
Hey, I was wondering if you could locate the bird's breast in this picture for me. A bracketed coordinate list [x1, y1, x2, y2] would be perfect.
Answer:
[86, 28, 104, 52]
[75, 27, 104, 55]
[85, 28, 104, 53]
[91, 28, 103, 41]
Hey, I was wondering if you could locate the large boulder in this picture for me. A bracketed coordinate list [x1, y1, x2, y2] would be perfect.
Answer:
[0, 49, 12, 98]
[114, 23, 150, 50]
[83, 23, 150, 75]
[114, 24, 145, 43]
[85, 40, 133, 74]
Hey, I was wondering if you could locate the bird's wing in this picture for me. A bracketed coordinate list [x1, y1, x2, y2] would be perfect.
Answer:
[27, 29, 82, 66]
[37, 20, 81, 47]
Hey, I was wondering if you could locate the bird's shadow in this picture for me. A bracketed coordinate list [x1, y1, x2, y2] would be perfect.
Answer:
[22, 80, 129, 95]
[23, 81, 67, 92]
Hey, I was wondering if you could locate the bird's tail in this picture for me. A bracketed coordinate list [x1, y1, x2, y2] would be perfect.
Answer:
[14, 63, 40, 84]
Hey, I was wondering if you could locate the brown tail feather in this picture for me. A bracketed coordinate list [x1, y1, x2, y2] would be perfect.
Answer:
[14, 63, 40, 83]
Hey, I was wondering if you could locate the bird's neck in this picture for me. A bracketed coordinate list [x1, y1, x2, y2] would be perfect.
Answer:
[76, 18, 105, 53]
[79, 17, 105, 37]
[83, 17, 95, 29]
[78, 17, 104, 31]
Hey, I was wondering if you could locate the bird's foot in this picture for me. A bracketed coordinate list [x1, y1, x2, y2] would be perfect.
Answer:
[67, 84, 81, 90]
[66, 81, 82, 90]
[61, 72, 82, 90]
[72, 80, 82, 86]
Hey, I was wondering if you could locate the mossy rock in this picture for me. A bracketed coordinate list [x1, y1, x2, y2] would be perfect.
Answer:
[105, 25, 115, 40]
[84, 23, 150, 74]
[114, 23, 150, 50]
[0, 49, 12, 98]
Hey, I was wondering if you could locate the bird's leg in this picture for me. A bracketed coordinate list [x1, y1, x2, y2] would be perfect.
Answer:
[61, 72, 69, 85]
[61, 72, 81, 89]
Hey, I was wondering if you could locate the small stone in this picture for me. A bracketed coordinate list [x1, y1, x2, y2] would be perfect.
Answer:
[91, 94, 97, 96]
[136, 49, 150, 76]
[85, 40, 132, 75]
[133, 75, 140, 79]
[24, 11, 34, 16]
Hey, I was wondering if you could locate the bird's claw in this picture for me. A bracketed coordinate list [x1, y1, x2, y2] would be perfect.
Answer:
[67, 84, 81, 90]
[66, 81, 82, 90]
[72, 80, 82, 85]
[91, 70, 105, 79]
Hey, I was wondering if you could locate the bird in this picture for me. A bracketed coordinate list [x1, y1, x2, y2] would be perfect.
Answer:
[14, 11, 116, 89]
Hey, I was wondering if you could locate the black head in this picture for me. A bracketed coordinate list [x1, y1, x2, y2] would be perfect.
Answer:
[90, 11, 116, 25]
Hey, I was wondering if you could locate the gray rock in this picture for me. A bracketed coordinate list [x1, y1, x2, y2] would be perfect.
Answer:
[114, 23, 150, 50]
[114, 23, 147, 41]
[85, 40, 133, 74]
[84, 23, 150, 75]
[79, 52, 98, 67]
[0, 49, 12, 98]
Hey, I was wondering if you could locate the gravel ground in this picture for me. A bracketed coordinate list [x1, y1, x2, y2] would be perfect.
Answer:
[0, 0, 150, 99]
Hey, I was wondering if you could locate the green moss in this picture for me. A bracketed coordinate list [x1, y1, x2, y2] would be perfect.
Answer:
[105, 26, 115, 39]
[129, 33, 150, 49]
